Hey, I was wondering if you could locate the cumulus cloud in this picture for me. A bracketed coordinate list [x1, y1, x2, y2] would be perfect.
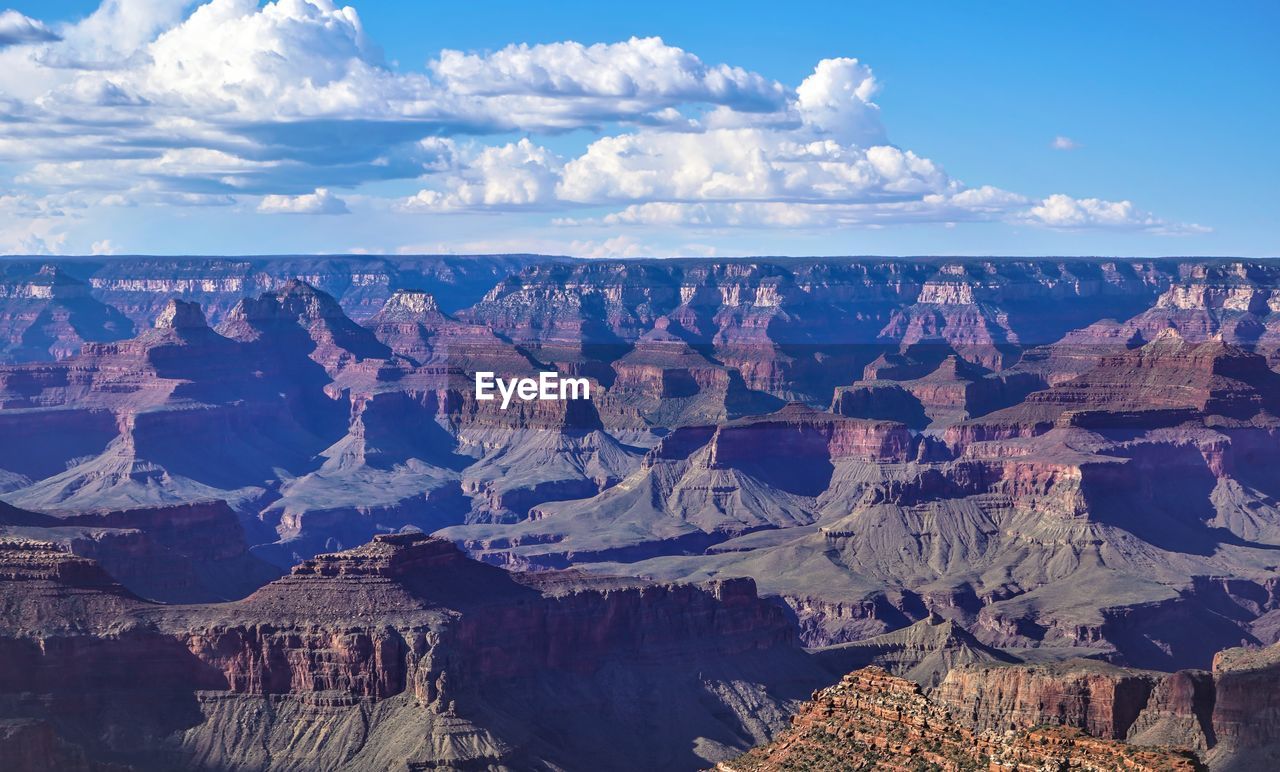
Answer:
[0, 196, 68, 255]
[1051, 135, 1080, 151]
[0, 10, 61, 47]
[32, 0, 192, 68]
[90, 238, 118, 255]
[257, 187, 349, 215]
[400, 139, 564, 211]
[555, 130, 948, 204]
[1023, 193, 1207, 234]
[431, 37, 785, 114]
[794, 58, 884, 145]
[0, 0, 1206, 244]
[1, 0, 797, 202]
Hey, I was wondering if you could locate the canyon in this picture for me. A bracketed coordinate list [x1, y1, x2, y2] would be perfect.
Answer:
[3, 254, 1280, 769]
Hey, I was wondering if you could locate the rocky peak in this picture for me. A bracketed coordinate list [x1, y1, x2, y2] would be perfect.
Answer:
[218, 281, 390, 366]
[922, 353, 989, 382]
[377, 289, 442, 318]
[618, 316, 713, 367]
[219, 280, 369, 337]
[6, 264, 91, 301]
[152, 299, 210, 331]
[35, 264, 73, 282]
[244, 279, 348, 322]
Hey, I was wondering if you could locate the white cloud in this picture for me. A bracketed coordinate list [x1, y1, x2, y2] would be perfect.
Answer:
[34, 0, 193, 68]
[6, 232, 68, 255]
[0, 10, 60, 47]
[90, 238, 118, 255]
[0, 0, 1207, 243]
[0, 193, 73, 255]
[431, 36, 785, 115]
[400, 139, 564, 211]
[1051, 135, 1081, 151]
[555, 129, 950, 205]
[393, 234, 709, 259]
[569, 236, 650, 258]
[0, 2, 794, 201]
[1024, 193, 1208, 234]
[554, 186, 1208, 235]
[0, 213, 68, 255]
[583, 186, 1027, 229]
[257, 187, 349, 215]
[140, 0, 384, 119]
[794, 57, 884, 145]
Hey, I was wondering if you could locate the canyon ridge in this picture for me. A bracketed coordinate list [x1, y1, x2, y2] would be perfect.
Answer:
[3, 254, 1280, 770]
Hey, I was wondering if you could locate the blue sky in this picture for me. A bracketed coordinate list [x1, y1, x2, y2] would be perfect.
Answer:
[0, 0, 1274, 257]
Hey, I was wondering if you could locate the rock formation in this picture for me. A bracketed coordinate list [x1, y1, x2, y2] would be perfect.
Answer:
[4, 255, 1280, 768]
[720, 667, 1202, 771]
[0, 265, 134, 363]
[0, 533, 828, 771]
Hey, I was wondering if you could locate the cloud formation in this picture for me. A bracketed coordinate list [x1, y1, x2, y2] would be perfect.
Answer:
[258, 187, 350, 215]
[1023, 194, 1206, 234]
[400, 139, 564, 211]
[0, 10, 60, 48]
[0, 0, 1206, 254]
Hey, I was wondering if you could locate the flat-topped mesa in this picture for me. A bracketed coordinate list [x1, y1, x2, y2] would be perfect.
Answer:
[1207, 641, 1280, 759]
[834, 354, 1042, 429]
[707, 403, 916, 466]
[0, 529, 821, 769]
[948, 329, 1280, 450]
[0, 538, 146, 635]
[237, 531, 544, 621]
[1157, 283, 1274, 314]
[812, 613, 1016, 687]
[0, 538, 119, 586]
[25, 265, 91, 300]
[289, 532, 468, 579]
[1009, 321, 1147, 386]
[177, 533, 808, 710]
[609, 318, 736, 403]
[1030, 330, 1280, 418]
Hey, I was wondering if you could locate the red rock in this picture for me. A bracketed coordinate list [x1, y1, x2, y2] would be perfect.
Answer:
[721, 666, 1201, 771]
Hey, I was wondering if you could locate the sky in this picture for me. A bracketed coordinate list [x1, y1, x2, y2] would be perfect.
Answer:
[0, 0, 1275, 258]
